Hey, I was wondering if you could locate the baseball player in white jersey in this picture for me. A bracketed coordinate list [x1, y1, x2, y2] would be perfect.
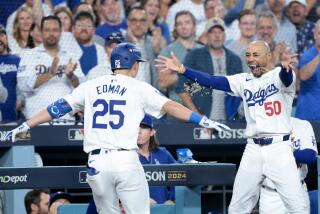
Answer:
[259, 117, 318, 214]
[156, 41, 308, 213]
[5, 42, 230, 214]
[17, 16, 85, 120]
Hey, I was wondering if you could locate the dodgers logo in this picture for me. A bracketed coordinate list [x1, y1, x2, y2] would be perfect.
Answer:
[115, 60, 121, 68]
[244, 83, 279, 107]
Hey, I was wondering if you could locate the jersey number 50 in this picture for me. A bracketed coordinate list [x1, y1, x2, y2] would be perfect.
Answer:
[92, 99, 126, 129]
[264, 101, 281, 116]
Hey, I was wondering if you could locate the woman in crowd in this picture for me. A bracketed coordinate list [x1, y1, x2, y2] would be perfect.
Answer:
[8, 6, 33, 55]
[53, 6, 83, 61]
[26, 23, 42, 48]
[53, 7, 73, 32]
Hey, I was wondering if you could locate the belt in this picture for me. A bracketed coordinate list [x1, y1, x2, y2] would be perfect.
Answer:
[90, 148, 134, 155]
[250, 134, 290, 146]
[262, 180, 304, 192]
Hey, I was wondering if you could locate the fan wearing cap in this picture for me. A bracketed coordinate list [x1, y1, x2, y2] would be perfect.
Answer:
[48, 192, 72, 214]
[6, 41, 230, 213]
[286, 0, 315, 54]
[175, 17, 243, 122]
[137, 115, 176, 205]
[86, 32, 125, 80]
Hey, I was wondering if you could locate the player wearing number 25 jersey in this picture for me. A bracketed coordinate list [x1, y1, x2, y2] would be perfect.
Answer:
[156, 41, 308, 213]
[6, 42, 230, 214]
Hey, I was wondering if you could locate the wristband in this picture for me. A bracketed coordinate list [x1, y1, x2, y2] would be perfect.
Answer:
[188, 112, 202, 124]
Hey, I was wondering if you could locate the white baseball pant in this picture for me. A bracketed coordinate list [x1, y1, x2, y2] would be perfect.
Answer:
[228, 140, 309, 214]
[259, 182, 310, 214]
[86, 149, 150, 214]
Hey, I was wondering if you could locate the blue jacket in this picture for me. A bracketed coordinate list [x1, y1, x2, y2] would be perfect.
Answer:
[139, 147, 176, 204]
[175, 45, 243, 121]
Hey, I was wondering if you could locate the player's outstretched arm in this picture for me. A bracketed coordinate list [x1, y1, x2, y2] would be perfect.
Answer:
[279, 53, 298, 87]
[163, 100, 231, 132]
[155, 52, 232, 92]
[4, 109, 52, 142]
[5, 98, 73, 142]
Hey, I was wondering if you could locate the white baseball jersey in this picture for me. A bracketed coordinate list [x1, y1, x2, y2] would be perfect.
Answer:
[17, 44, 85, 119]
[226, 67, 296, 138]
[63, 74, 170, 153]
[87, 63, 112, 80]
[263, 117, 318, 189]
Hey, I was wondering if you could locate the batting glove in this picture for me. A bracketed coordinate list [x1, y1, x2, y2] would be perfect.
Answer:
[199, 117, 231, 132]
[5, 122, 30, 142]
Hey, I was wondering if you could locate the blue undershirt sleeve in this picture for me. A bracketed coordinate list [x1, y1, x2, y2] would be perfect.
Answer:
[293, 149, 317, 164]
[279, 65, 293, 87]
[183, 67, 232, 92]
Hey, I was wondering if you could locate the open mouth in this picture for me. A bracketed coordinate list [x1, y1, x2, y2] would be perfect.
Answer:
[249, 64, 258, 72]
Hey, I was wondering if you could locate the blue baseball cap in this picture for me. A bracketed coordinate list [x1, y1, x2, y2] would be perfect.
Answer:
[49, 192, 72, 207]
[140, 115, 153, 129]
[105, 32, 124, 46]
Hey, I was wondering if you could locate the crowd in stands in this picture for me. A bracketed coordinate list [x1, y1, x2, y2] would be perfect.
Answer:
[0, 0, 319, 124]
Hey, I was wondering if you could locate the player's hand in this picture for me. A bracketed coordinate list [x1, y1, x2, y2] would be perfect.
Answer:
[281, 50, 298, 72]
[155, 52, 185, 74]
[5, 122, 30, 142]
[199, 117, 231, 132]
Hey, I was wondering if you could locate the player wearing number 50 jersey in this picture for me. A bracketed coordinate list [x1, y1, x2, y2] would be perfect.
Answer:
[5, 42, 230, 214]
[156, 41, 309, 213]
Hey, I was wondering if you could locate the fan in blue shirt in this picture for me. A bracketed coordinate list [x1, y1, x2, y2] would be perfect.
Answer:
[0, 25, 20, 122]
[137, 114, 176, 205]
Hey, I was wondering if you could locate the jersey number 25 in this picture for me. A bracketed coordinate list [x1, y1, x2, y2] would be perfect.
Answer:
[92, 99, 126, 129]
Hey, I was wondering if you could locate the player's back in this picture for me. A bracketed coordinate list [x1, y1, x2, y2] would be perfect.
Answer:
[80, 74, 156, 153]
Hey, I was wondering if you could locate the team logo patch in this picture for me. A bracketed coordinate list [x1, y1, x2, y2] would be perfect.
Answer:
[115, 60, 121, 68]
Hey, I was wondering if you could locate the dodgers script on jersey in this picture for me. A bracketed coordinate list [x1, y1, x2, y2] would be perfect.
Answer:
[226, 67, 296, 138]
[63, 74, 169, 153]
[17, 45, 85, 119]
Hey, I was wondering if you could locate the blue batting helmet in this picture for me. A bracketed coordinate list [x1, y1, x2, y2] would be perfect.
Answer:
[110, 42, 146, 71]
